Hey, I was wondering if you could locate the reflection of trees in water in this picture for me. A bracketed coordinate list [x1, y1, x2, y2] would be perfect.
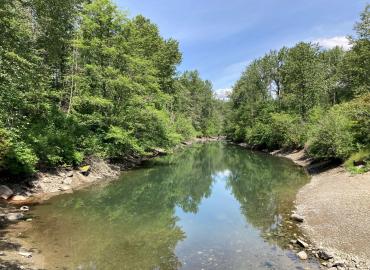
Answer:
[223, 146, 309, 232]
[29, 143, 309, 269]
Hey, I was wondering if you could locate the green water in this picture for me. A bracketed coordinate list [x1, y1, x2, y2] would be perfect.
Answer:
[26, 143, 319, 270]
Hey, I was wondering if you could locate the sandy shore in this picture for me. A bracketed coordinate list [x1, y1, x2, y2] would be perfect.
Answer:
[274, 149, 370, 269]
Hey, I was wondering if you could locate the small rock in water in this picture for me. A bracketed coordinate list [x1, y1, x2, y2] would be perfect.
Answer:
[290, 239, 297, 244]
[318, 250, 334, 260]
[18, 251, 32, 258]
[6, 213, 24, 221]
[20, 206, 29, 211]
[297, 239, 309, 248]
[290, 213, 304, 222]
[297, 251, 308, 260]
[0, 185, 13, 200]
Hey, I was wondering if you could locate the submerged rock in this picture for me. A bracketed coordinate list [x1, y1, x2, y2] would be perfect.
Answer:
[0, 185, 13, 200]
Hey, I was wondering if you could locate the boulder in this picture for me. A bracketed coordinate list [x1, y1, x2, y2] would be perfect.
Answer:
[297, 251, 308, 260]
[290, 213, 304, 222]
[0, 185, 13, 200]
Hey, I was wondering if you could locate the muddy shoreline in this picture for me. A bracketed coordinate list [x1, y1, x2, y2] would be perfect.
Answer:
[271, 149, 370, 270]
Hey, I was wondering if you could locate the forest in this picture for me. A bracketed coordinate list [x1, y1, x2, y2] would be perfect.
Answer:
[1, 0, 369, 177]
[0, 0, 224, 175]
[225, 5, 370, 173]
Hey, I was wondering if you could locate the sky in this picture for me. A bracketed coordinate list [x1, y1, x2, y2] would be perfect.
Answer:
[114, 0, 367, 98]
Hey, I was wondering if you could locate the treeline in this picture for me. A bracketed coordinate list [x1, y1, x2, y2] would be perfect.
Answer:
[0, 0, 223, 175]
[225, 5, 370, 173]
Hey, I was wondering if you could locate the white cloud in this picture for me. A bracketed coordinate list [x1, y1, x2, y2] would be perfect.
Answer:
[214, 88, 232, 100]
[313, 36, 352, 50]
[212, 60, 250, 91]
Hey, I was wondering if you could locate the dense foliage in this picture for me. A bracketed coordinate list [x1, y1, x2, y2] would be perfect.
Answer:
[225, 5, 370, 171]
[0, 0, 223, 175]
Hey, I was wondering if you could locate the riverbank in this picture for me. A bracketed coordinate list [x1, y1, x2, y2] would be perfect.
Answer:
[0, 137, 224, 269]
[272, 149, 370, 270]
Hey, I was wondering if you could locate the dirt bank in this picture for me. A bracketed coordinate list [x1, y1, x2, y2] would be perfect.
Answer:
[273, 149, 370, 269]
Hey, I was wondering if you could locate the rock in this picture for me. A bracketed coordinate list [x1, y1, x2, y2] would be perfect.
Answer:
[62, 177, 73, 185]
[59, 185, 71, 191]
[290, 239, 297, 244]
[6, 213, 24, 221]
[290, 213, 304, 222]
[0, 185, 13, 200]
[11, 195, 28, 202]
[333, 260, 346, 267]
[20, 206, 29, 211]
[79, 165, 91, 176]
[318, 250, 334, 260]
[297, 239, 309, 248]
[297, 251, 308, 260]
[18, 251, 32, 258]
[153, 148, 167, 156]
[66, 171, 74, 177]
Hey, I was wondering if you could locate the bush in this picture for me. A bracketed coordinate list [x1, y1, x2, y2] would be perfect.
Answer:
[4, 141, 38, 175]
[344, 149, 370, 174]
[244, 113, 305, 150]
[174, 115, 197, 140]
[307, 93, 370, 160]
[105, 126, 144, 160]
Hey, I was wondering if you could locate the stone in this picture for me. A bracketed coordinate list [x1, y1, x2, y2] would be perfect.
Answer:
[290, 213, 304, 222]
[6, 213, 24, 221]
[333, 260, 346, 267]
[297, 239, 309, 248]
[20, 206, 29, 211]
[62, 177, 73, 185]
[297, 251, 308, 260]
[18, 251, 32, 258]
[0, 185, 13, 200]
[59, 185, 71, 191]
[153, 148, 167, 156]
[11, 195, 27, 202]
[318, 250, 334, 260]
[66, 171, 74, 177]
[290, 239, 297, 244]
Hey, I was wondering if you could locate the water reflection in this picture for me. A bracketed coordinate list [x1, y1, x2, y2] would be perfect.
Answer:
[27, 143, 318, 269]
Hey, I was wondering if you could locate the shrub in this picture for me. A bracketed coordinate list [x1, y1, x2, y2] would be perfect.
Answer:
[307, 93, 370, 160]
[105, 126, 144, 160]
[344, 149, 370, 174]
[4, 141, 38, 175]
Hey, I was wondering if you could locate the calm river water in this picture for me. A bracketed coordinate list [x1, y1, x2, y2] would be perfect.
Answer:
[26, 143, 320, 270]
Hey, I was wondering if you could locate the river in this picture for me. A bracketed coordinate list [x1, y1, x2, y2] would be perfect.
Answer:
[25, 142, 320, 269]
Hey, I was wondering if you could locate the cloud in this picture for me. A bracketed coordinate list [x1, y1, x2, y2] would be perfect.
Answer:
[313, 36, 352, 50]
[214, 88, 232, 100]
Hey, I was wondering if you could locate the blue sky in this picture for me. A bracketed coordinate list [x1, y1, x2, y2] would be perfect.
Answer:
[114, 0, 367, 96]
